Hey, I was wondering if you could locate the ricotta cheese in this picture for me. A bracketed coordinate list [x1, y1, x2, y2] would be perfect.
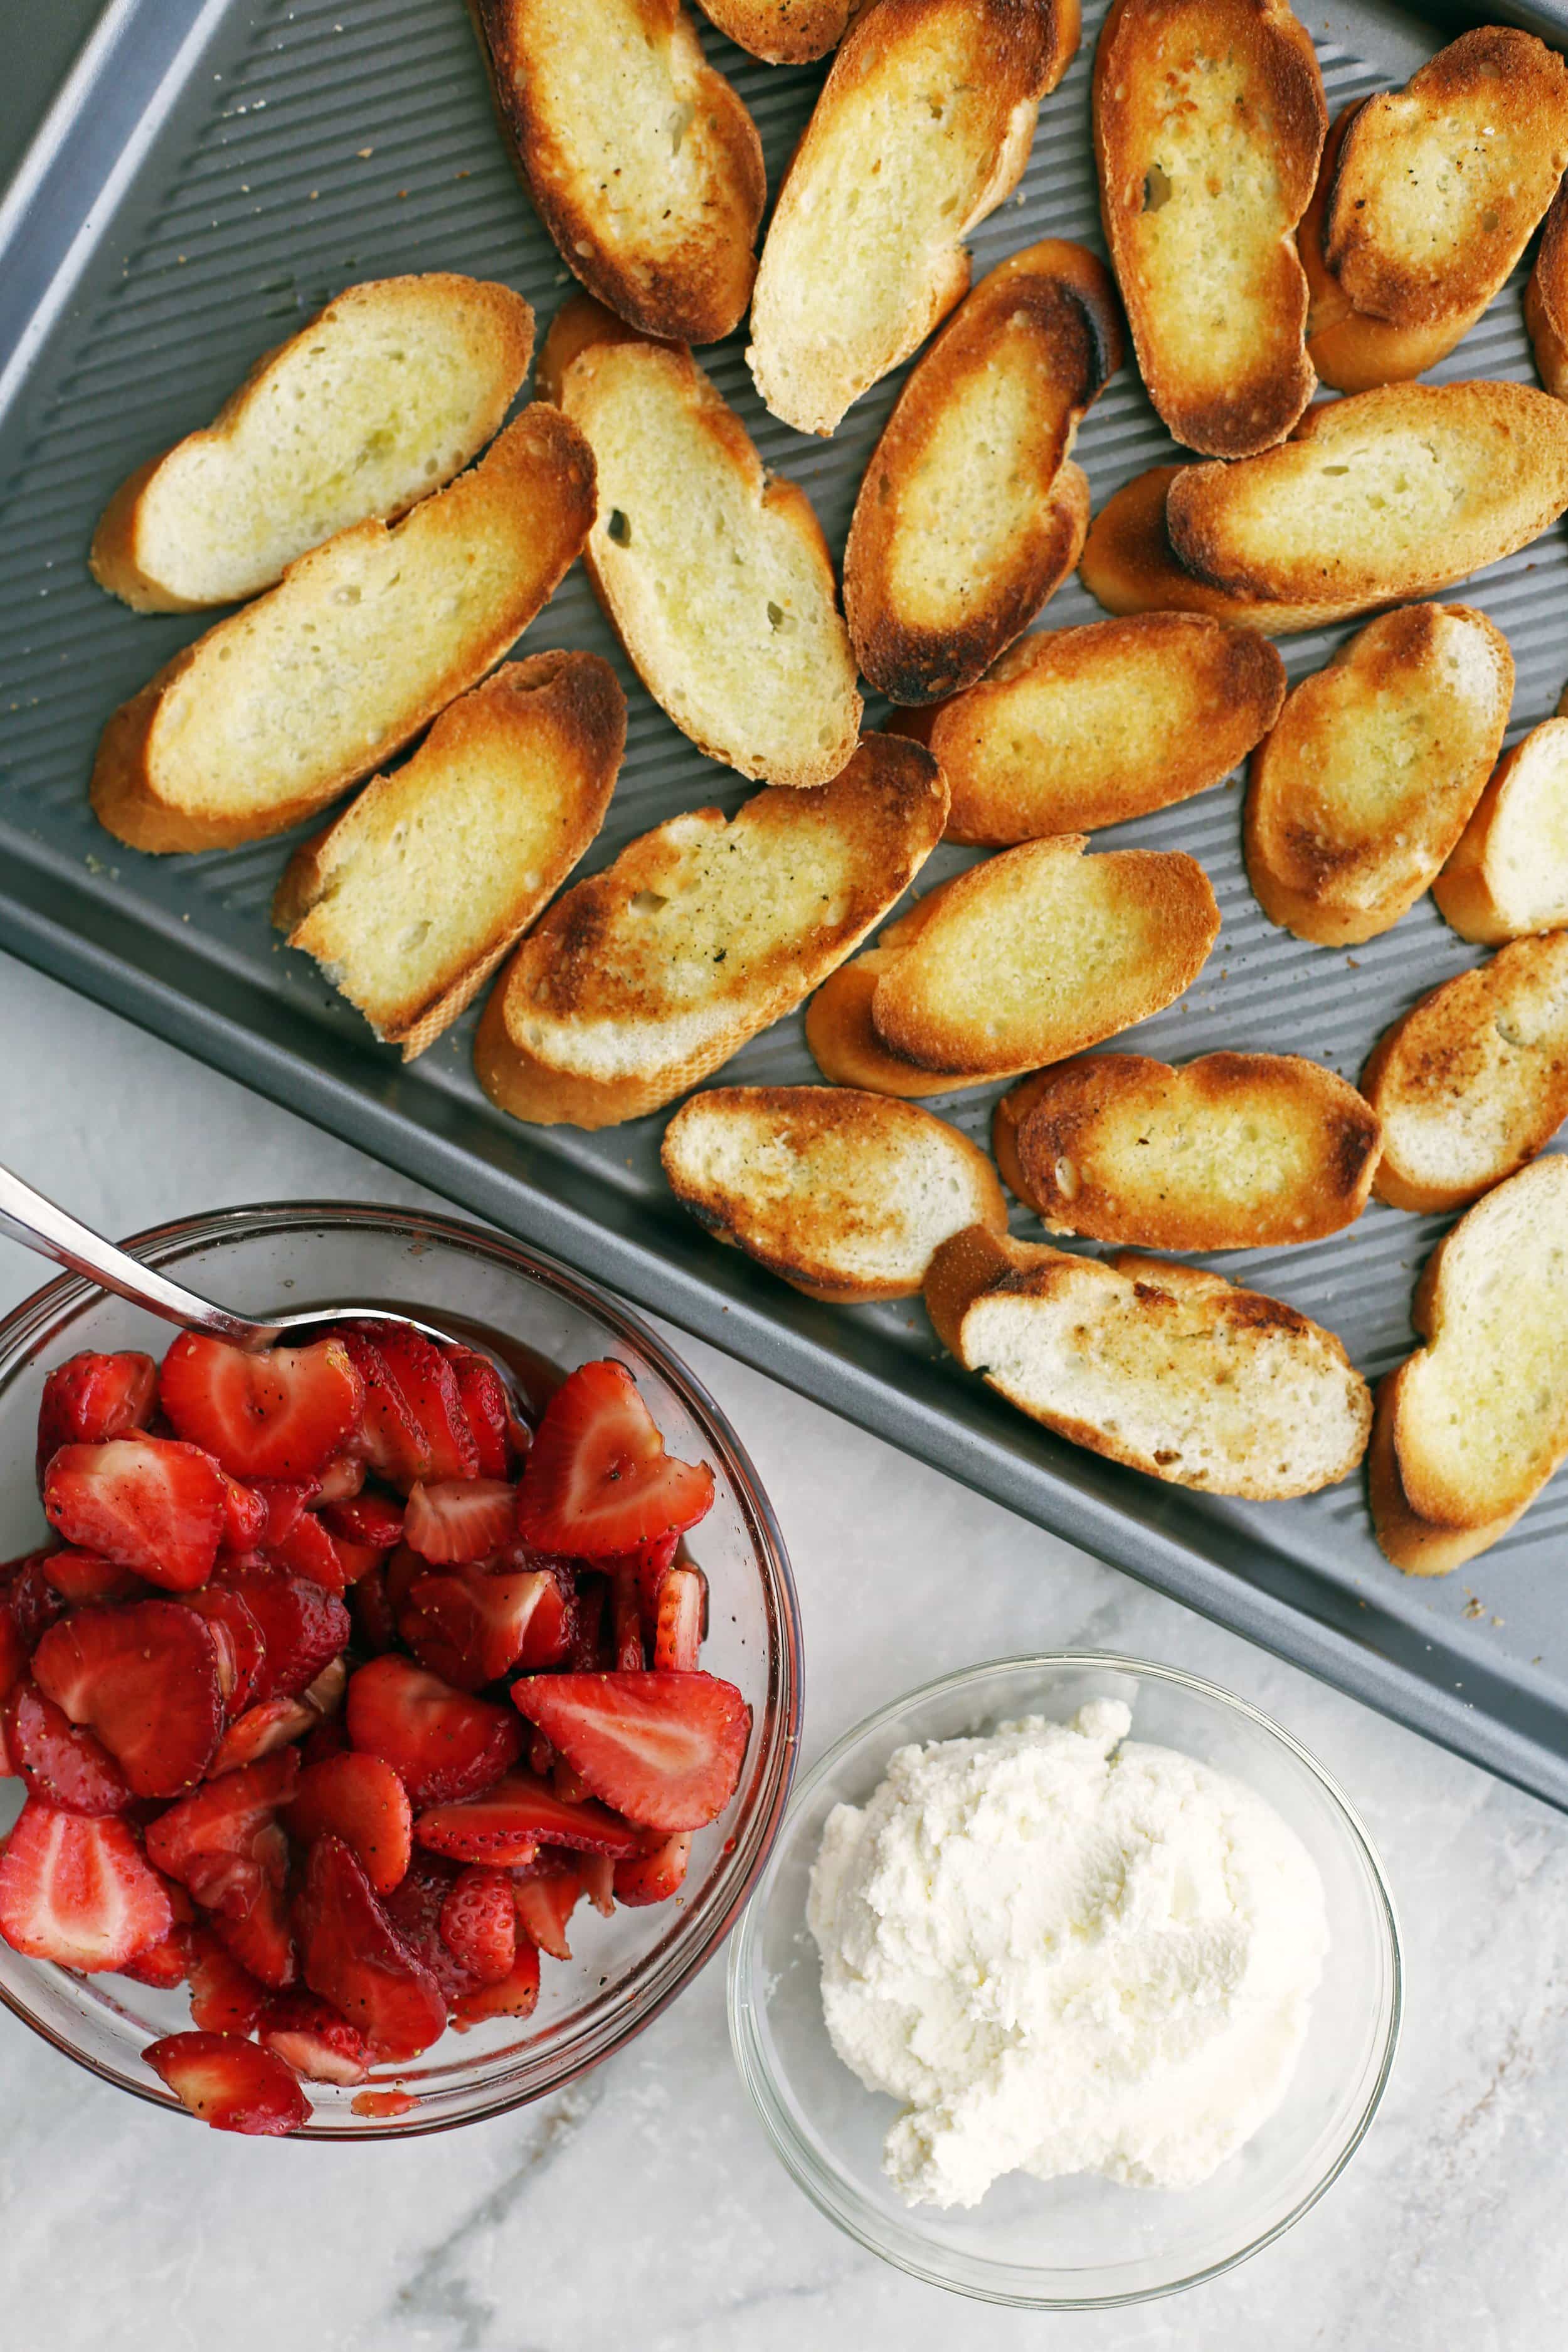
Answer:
[807, 1699, 1328, 2209]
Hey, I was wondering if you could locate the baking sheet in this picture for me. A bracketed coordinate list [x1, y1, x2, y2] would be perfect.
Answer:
[4, 0, 1568, 1803]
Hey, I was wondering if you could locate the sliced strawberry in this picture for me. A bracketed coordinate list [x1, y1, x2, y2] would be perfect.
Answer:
[512, 1866, 582, 1962]
[620, 1531, 681, 1629]
[352, 1322, 479, 1485]
[438, 1865, 517, 1984]
[284, 1752, 412, 1895]
[218, 1474, 268, 1552]
[381, 1854, 477, 2004]
[399, 1565, 564, 1692]
[315, 1454, 366, 1505]
[334, 1332, 432, 1489]
[43, 1436, 227, 1590]
[38, 1549, 148, 1606]
[345, 1656, 520, 1807]
[181, 1587, 266, 1720]
[382, 1542, 427, 1621]
[319, 1492, 405, 1550]
[159, 1332, 363, 1482]
[2, 1552, 67, 1650]
[36, 1350, 156, 1488]
[610, 1565, 644, 1672]
[327, 1535, 384, 1586]
[349, 1562, 398, 1656]
[209, 1843, 297, 1990]
[553, 1755, 590, 1806]
[415, 1771, 639, 1864]
[0, 1803, 171, 1969]
[260, 1991, 369, 2085]
[613, 1832, 692, 1907]
[579, 1851, 616, 1917]
[252, 1480, 317, 1549]
[295, 1835, 446, 2061]
[510, 1671, 748, 1832]
[442, 1348, 514, 1480]
[353, 2087, 416, 2117]
[119, 1924, 191, 1988]
[653, 1567, 704, 1673]
[144, 2031, 309, 2136]
[4, 1678, 133, 1814]
[211, 1563, 349, 1703]
[264, 1510, 347, 1594]
[187, 1925, 268, 2032]
[403, 1478, 514, 1567]
[526, 1729, 556, 1779]
[568, 1573, 608, 1671]
[453, 1940, 541, 2026]
[301, 1714, 351, 1767]
[33, 1601, 224, 1797]
[514, 1361, 714, 1556]
[208, 1696, 317, 1776]
[146, 1749, 299, 1912]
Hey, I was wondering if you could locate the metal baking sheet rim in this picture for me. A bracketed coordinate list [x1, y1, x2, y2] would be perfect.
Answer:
[4, 0, 1568, 1811]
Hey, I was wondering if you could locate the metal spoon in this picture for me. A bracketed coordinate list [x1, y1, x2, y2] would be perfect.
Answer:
[0, 1164, 462, 1355]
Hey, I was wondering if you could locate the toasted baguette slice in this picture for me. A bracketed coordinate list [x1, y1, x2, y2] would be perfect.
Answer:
[807, 835, 1219, 1093]
[694, 0, 866, 61]
[925, 1225, 1370, 1498]
[661, 1085, 1007, 1301]
[91, 409, 595, 856]
[1324, 30, 1568, 337]
[1526, 181, 1568, 403]
[1361, 935, 1568, 1214]
[843, 243, 1120, 704]
[995, 1051, 1381, 1247]
[1434, 714, 1568, 946]
[273, 652, 623, 1059]
[474, 734, 947, 1129]
[1093, 0, 1325, 458]
[90, 277, 535, 614]
[894, 613, 1285, 844]
[541, 299, 861, 787]
[1371, 1155, 1568, 1574]
[1245, 604, 1512, 947]
[746, 0, 1081, 435]
[1297, 104, 1462, 394]
[92, 409, 593, 856]
[472, 0, 763, 344]
[1167, 381, 1568, 610]
[1079, 464, 1387, 633]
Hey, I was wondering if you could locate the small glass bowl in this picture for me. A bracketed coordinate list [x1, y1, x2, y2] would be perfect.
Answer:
[728, 1653, 1400, 2309]
[0, 1202, 802, 2137]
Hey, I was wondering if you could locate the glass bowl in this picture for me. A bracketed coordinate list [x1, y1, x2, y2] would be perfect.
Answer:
[0, 1202, 801, 2137]
[728, 1653, 1400, 2308]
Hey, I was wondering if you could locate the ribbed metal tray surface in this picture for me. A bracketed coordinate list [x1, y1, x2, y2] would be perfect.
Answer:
[3, 0, 1568, 1799]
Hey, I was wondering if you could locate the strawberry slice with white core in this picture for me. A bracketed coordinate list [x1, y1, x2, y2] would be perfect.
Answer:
[37, 1550, 147, 1607]
[514, 1362, 714, 1555]
[439, 1865, 517, 1984]
[207, 1695, 318, 1777]
[359, 1323, 479, 1484]
[452, 1939, 541, 2026]
[398, 1565, 565, 1692]
[35, 1351, 156, 1489]
[159, 1333, 364, 1482]
[144, 2031, 310, 2136]
[314, 1454, 366, 1505]
[613, 1831, 693, 1908]
[0, 1803, 171, 1970]
[443, 1349, 514, 1480]
[145, 1748, 300, 1914]
[512, 1865, 583, 1962]
[263, 1510, 349, 1594]
[259, 1993, 370, 2085]
[211, 1564, 349, 1703]
[33, 1601, 225, 1797]
[283, 1752, 412, 1895]
[217, 1475, 267, 1553]
[334, 1332, 433, 1489]
[319, 1492, 405, 1550]
[4, 1678, 134, 1814]
[510, 1670, 749, 1831]
[295, 1835, 447, 2062]
[43, 1437, 228, 1591]
[414, 1769, 640, 1863]
[344, 1655, 521, 1808]
[119, 1925, 192, 1989]
[403, 1479, 515, 1567]
[181, 1587, 267, 1720]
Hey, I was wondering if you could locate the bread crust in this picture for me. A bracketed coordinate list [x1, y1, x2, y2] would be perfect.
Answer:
[746, 0, 1081, 435]
[1526, 180, 1568, 403]
[544, 299, 862, 787]
[1297, 104, 1463, 393]
[996, 1050, 1382, 1246]
[90, 406, 596, 856]
[1093, 0, 1325, 458]
[924, 1224, 1371, 1498]
[844, 243, 1120, 703]
[660, 1084, 1008, 1301]
[273, 651, 624, 1059]
[472, 0, 764, 344]
[1245, 603, 1513, 947]
[693, 0, 867, 62]
[1167, 381, 1568, 609]
[895, 612, 1285, 843]
[1360, 934, 1568, 1213]
[89, 275, 536, 613]
[1434, 716, 1568, 946]
[474, 734, 948, 1129]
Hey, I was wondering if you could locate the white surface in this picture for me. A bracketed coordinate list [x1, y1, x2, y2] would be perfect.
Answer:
[1, 946, 1565, 2350]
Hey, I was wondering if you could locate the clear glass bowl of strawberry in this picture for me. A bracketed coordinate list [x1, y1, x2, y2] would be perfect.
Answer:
[0, 1203, 799, 2136]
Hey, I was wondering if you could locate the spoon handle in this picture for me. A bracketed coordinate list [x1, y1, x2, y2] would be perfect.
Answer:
[0, 1165, 268, 1347]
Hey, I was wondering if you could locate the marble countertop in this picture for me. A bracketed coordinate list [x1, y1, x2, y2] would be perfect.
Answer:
[3, 946, 1565, 2351]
